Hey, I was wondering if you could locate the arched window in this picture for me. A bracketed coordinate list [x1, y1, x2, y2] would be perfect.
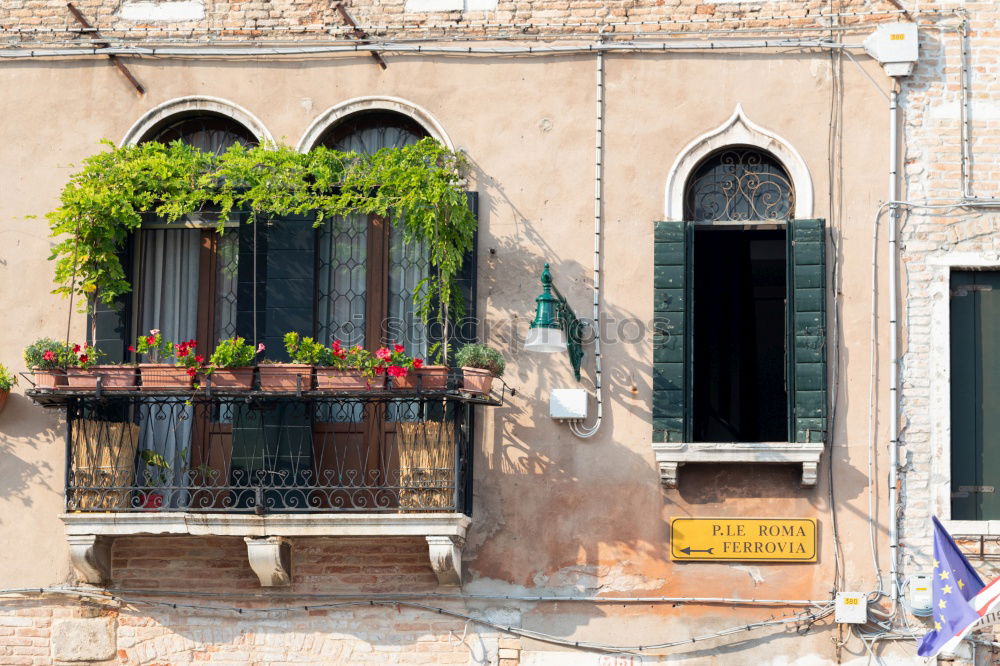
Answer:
[131, 114, 258, 364]
[684, 146, 794, 222]
[314, 111, 432, 355]
[653, 143, 825, 449]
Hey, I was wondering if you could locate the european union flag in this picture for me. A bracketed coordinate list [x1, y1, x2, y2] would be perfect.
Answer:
[917, 516, 986, 657]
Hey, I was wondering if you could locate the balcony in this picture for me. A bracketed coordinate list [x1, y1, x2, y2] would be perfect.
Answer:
[27, 378, 506, 587]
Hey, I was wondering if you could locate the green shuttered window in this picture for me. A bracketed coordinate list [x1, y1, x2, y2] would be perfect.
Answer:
[950, 271, 1000, 520]
[652, 219, 827, 445]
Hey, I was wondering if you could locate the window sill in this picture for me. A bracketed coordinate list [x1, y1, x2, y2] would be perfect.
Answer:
[61, 512, 470, 588]
[652, 441, 824, 488]
[941, 520, 1000, 537]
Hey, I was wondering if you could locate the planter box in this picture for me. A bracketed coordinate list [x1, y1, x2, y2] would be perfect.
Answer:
[391, 366, 449, 391]
[33, 369, 66, 388]
[315, 368, 369, 391]
[207, 367, 255, 389]
[0, 390, 8, 415]
[461, 367, 494, 396]
[139, 364, 193, 390]
[258, 364, 313, 391]
[94, 365, 139, 390]
[66, 368, 99, 389]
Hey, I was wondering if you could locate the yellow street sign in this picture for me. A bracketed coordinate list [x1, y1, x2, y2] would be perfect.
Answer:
[670, 518, 817, 562]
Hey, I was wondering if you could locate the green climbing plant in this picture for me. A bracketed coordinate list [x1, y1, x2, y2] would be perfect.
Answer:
[46, 138, 477, 352]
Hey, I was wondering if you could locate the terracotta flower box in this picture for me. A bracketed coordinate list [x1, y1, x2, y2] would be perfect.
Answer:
[258, 364, 313, 391]
[33, 369, 66, 388]
[93, 365, 139, 390]
[315, 368, 369, 391]
[461, 367, 494, 396]
[391, 366, 449, 391]
[66, 367, 99, 389]
[207, 367, 255, 389]
[139, 364, 193, 390]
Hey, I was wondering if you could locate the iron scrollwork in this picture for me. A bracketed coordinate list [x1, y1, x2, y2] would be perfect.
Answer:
[684, 147, 795, 222]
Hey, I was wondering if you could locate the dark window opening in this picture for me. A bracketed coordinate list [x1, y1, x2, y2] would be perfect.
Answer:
[692, 228, 788, 442]
[950, 270, 1000, 520]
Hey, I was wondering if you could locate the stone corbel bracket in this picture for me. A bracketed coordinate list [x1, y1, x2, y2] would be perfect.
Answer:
[654, 442, 824, 488]
[66, 534, 111, 585]
[62, 512, 472, 588]
[426, 535, 465, 586]
[244, 536, 292, 586]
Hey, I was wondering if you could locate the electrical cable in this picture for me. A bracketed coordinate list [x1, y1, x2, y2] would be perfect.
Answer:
[569, 48, 604, 439]
[0, 586, 835, 655]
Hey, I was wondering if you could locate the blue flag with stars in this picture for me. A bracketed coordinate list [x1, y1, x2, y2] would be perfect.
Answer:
[917, 516, 986, 657]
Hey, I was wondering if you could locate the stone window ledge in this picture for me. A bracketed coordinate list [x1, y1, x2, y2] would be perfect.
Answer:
[62, 512, 471, 588]
[653, 441, 824, 488]
[941, 520, 1000, 537]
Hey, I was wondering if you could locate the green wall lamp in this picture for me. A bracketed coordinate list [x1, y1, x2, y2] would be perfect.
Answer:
[525, 263, 584, 381]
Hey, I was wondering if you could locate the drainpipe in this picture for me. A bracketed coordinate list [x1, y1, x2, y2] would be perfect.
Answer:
[888, 80, 901, 606]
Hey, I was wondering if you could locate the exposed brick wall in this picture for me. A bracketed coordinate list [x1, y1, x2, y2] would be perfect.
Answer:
[896, 2, 1000, 582]
[0, 538, 514, 664]
[0, 0, 907, 43]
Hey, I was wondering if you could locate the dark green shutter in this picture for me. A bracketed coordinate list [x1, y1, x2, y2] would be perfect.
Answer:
[950, 271, 1000, 520]
[428, 192, 479, 364]
[787, 218, 827, 443]
[652, 221, 690, 443]
[257, 213, 317, 361]
[88, 239, 134, 363]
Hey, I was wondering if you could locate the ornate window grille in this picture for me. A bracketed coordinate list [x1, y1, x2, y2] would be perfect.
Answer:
[684, 146, 795, 222]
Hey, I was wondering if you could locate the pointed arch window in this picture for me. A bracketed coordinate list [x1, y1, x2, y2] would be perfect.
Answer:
[653, 146, 827, 448]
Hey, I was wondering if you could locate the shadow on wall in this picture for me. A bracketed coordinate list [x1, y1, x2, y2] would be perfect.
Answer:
[0, 394, 60, 522]
[460, 158, 666, 603]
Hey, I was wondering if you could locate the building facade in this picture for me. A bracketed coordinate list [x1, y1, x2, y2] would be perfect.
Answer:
[0, 0, 993, 664]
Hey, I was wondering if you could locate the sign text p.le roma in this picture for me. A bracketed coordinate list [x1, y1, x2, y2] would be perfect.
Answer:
[670, 518, 817, 562]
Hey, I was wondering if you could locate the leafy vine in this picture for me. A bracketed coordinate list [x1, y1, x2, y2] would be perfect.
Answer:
[47, 138, 476, 354]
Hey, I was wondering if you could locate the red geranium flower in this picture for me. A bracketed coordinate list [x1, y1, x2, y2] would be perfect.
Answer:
[393, 344, 405, 354]
[42, 350, 56, 362]
[412, 358, 423, 369]
[387, 365, 407, 378]
[72, 344, 80, 353]
[373, 366, 385, 375]
[195, 355, 204, 364]
[186, 368, 197, 377]
[146, 336, 155, 345]
[79, 355, 88, 363]
[128, 345, 136, 352]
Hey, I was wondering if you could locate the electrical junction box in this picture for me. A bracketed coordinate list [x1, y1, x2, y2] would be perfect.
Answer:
[908, 573, 934, 615]
[864, 22, 919, 77]
[835, 592, 868, 624]
[550, 389, 588, 421]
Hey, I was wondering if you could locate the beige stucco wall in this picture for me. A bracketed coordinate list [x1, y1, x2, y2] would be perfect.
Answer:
[0, 48, 893, 660]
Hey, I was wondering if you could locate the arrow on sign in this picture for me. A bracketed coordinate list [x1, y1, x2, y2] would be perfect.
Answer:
[680, 547, 714, 555]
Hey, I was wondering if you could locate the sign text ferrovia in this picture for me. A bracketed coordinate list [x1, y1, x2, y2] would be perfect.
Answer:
[670, 518, 817, 562]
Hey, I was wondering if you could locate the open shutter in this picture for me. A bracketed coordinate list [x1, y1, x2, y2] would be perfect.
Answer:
[88, 240, 134, 363]
[259, 213, 317, 361]
[652, 221, 690, 443]
[426, 192, 479, 364]
[449, 192, 479, 360]
[787, 218, 827, 444]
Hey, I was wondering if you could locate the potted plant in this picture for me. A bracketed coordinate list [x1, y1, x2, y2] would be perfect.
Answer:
[206, 336, 262, 389]
[381, 344, 447, 391]
[315, 340, 373, 391]
[65, 343, 105, 388]
[137, 449, 171, 509]
[0, 364, 16, 413]
[257, 332, 317, 391]
[454, 343, 505, 396]
[24, 338, 70, 388]
[133, 330, 202, 389]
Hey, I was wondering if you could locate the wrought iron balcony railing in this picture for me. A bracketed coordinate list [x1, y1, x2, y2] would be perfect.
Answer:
[27, 386, 504, 515]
